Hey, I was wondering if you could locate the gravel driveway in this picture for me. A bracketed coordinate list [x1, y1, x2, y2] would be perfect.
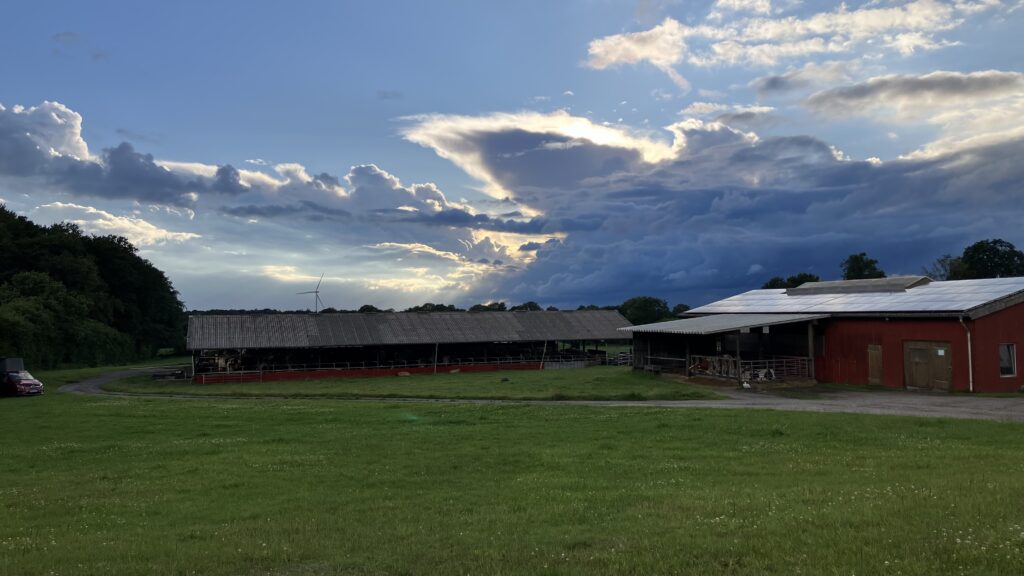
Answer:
[61, 369, 1024, 422]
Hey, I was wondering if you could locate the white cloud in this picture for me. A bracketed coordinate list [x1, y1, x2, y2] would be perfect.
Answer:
[0, 101, 92, 162]
[36, 202, 200, 246]
[708, 0, 772, 20]
[585, 18, 691, 91]
[586, 1, 1000, 76]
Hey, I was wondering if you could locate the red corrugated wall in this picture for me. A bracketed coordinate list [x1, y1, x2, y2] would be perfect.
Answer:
[815, 302, 1024, 392]
[972, 302, 1024, 392]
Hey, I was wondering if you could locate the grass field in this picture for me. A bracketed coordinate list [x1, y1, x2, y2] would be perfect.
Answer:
[2, 373, 1024, 575]
[33, 356, 190, 388]
[101, 366, 723, 401]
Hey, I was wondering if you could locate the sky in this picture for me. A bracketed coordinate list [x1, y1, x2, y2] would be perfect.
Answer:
[2, 0, 1023, 311]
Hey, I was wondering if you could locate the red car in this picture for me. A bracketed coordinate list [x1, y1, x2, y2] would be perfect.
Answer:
[1, 371, 44, 396]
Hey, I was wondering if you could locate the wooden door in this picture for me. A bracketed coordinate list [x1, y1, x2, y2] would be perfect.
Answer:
[931, 343, 952, 390]
[867, 344, 882, 386]
[903, 341, 952, 390]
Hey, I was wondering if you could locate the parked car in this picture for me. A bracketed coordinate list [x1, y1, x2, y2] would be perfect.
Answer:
[0, 358, 43, 396]
[1, 370, 44, 396]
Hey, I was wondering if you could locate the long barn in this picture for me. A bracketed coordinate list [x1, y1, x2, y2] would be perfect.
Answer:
[623, 276, 1024, 393]
[188, 310, 632, 383]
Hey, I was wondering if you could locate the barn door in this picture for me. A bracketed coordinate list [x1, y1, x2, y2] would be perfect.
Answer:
[904, 341, 952, 390]
[867, 344, 883, 386]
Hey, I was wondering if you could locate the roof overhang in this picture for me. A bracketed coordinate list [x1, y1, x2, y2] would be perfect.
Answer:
[619, 313, 830, 336]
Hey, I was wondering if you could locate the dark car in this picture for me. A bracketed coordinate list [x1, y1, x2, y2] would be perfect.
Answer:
[1, 371, 44, 396]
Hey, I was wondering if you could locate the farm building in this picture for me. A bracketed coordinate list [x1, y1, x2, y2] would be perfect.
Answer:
[623, 276, 1024, 393]
[187, 310, 631, 383]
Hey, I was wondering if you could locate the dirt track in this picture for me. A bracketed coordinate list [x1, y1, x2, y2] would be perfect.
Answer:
[60, 369, 1024, 422]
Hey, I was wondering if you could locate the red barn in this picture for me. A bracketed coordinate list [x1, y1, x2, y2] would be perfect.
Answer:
[624, 276, 1024, 393]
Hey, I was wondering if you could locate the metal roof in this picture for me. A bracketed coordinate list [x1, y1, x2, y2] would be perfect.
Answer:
[786, 276, 931, 295]
[620, 313, 828, 335]
[689, 277, 1024, 318]
[187, 310, 632, 350]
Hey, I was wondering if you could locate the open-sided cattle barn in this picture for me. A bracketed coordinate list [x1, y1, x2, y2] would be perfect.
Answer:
[187, 310, 632, 383]
[622, 276, 1024, 393]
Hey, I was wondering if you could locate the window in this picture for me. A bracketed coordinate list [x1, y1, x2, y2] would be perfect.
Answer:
[999, 343, 1016, 377]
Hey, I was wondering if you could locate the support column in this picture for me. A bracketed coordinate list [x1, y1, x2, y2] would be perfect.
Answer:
[685, 339, 691, 377]
[735, 331, 743, 386]
[807, 322, 816, 379]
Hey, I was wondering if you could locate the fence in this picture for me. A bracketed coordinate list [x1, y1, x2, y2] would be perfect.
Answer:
[192, 353, 627, 384]
[647, 354, 811, 381]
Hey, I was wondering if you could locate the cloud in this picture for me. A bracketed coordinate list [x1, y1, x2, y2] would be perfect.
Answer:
[402, 110, 681, 197]
[51, 31, 80, 45]
[802, 70, 1024, 158]
[399, 103, 1024, 307]
[585, 18, 691, 91]
[36, 202, 200, 245]
[805, 70, 1024, 116]
[708, 0, 772, 20]
[585, 0, 1001, 79]
[376, 90, 403, 100]
[750, 60, 857, 95]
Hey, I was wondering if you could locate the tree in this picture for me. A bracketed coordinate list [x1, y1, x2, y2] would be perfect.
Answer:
[618, 296, 671, 325]
[671, 303, 691, 315]
[509, 301, 542, 311]
[761, 272, 821, 289]
[469, 301, 507, 312]
[959, 239, 1024, 279]
[403, 303, 463, 312]
[841, 253, 885, 280]
[922, 254, 969, 281]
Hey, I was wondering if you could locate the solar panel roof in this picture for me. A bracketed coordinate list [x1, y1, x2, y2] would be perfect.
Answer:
[689, 277, 1024, 317]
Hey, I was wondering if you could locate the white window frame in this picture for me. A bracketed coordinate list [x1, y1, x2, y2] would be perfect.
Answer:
[998, 343, 1017, 378]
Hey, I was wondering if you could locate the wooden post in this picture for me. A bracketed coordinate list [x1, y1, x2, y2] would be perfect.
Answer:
[685, 339, 691, 377]
[735, 331, 743, 386]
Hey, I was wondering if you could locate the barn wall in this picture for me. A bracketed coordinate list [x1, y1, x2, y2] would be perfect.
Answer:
[972, 302, 1024, 393]
[815, 318, 970, 390]
[816, 305, 1024, 392]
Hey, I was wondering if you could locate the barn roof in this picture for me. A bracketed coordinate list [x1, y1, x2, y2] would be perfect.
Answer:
[621, 313, 828, 335]
[187, 310, 632, 350]
[688, 276, 1024, 319]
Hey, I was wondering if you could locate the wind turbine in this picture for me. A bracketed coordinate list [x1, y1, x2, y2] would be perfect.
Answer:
[297, 273, 326, 313]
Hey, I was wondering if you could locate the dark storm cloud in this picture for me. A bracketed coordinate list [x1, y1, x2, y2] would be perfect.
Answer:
[805, 71, 1024, 115]
[405, 113, 1024, 308]
[211, 165, 248, 195]
[63, 143, 205, 206]
[465, 129, 645, 190]
[220, 201, 351, 220]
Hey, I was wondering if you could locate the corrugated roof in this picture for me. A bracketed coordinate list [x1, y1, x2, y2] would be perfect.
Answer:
[187, 310, 632, 350]
[689, 277, 1024, 317]
[620, 313, 828, 335]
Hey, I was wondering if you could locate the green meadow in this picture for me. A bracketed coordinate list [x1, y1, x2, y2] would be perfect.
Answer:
[1, 367, 1022, 575]
[102, 366, 722, 401]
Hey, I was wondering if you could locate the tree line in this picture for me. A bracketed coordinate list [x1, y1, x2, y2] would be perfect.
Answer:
[761, 239, 1024, 289]
[0, 205, 186, 368]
